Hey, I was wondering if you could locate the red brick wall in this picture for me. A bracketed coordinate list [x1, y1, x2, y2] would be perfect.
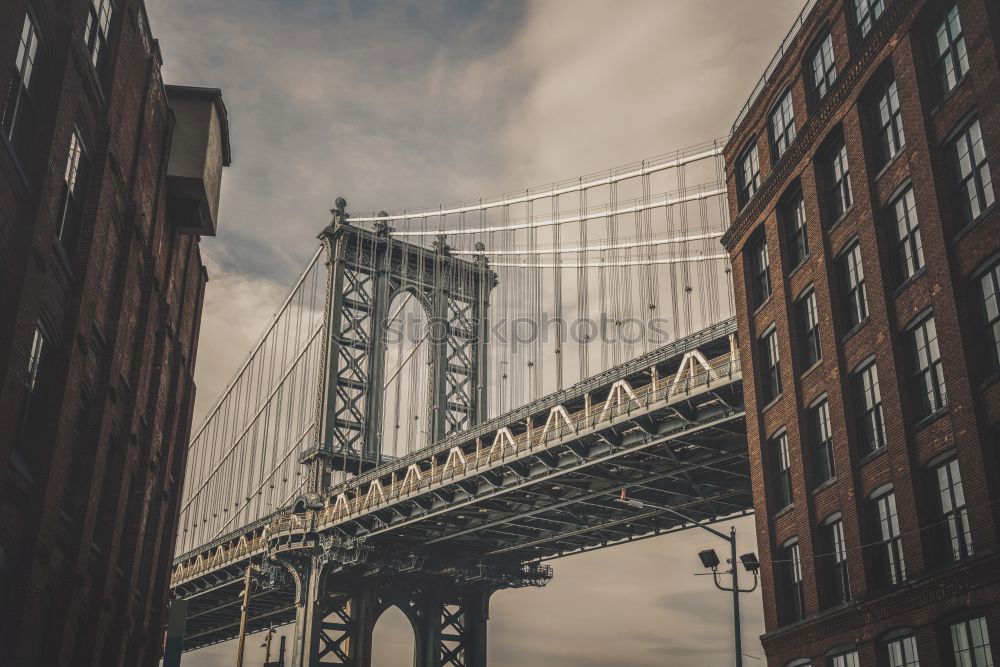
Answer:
[723, 0, 1000, 663]
[0, 2, 209, 665]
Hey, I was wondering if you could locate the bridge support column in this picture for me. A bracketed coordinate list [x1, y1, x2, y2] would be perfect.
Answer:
[288, 555, 377, 667]
[413, 588, 492, 667]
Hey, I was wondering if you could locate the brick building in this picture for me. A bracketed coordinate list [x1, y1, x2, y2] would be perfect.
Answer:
[722, 0, 1000, 664]
[0, 1, 230, 665]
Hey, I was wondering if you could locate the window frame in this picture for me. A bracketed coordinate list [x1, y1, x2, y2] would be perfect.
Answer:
[852, 359, 886, 457]
[975, 258, 1000, 375]
[770, 430, 793, 512]
[868, 488, 906, 588]
[930, 456, 973, 564]
[778, 537, 804, 625]
[748, 231, 772, 308]
[819, 513, 850, 608]
[84, 0, 116, 74]
[881, 632, 920, 667]
[770, 87, 797, 160]
[2, 8, 42, 153]
[838, 240, 869, 331]
[810, 30, 838, 102]
[949, 117, 995, 228]
[873, 77, 905, 168]
[886, 184, 924, 286]
[56, 126, 90, 253]
[949, 616, 993, 667]
[931, 4, 969, 98]
[853, 0, 885, 39]
[825, 134, 854, 223]
[759, 325, 782, 405]
[808, 397, 835, 485]
[905, 312, 948, 421]
[738, 140, 762, 207]
[783, 186, 809, 270]
[795, 287, 822, 370]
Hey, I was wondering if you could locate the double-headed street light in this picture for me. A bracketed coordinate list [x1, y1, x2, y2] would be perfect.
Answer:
[617, 493, 759, 667]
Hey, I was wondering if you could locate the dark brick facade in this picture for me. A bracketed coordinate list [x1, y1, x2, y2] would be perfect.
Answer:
[723, 0, 1000, 664]
[0, 1, 227, 665]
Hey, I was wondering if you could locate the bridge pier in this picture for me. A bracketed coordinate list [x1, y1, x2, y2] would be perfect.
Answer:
[281, 551, 494, 667]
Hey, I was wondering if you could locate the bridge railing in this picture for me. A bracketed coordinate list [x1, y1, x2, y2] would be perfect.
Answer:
[308, 350, 741, 530]
[171, 348, 742, 586]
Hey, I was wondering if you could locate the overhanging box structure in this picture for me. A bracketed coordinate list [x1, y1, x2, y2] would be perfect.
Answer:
[166, 85, 233, 236]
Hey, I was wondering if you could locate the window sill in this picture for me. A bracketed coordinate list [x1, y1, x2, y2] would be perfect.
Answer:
[859, 445, 888, 467]
[7, 451, 36, 491]
[892, 266, 927, 298]
[773, 503, 795, 521]
[914, 406, 950, 432]
[0, 130, 31, 194]
[788, 255, 811, 280]
[761, 393, 783, 415]
[812, 476, 837, 496]
[872, 146, 908, 185]
[800, 358, 823, 380]
[842, 316, 870, 343]
[929, 73, 970, 119]
[827, 205, 855, 234]
[753, 294, 773, 317]
[952, 203, 998, 245]
[979, 370, 1000, 391]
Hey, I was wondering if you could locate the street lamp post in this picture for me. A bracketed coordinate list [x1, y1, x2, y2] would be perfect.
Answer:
[617, 494, 759, 667]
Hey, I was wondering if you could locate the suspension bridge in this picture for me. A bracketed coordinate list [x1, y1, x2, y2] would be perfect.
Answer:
[165, 138, 753, 666]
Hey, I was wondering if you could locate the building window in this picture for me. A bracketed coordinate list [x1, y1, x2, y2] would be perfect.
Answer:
[888, 186, 924, 285]
[825, 136, 853, 222]
[819, 515, 850, 608]
[854, 0, 885, 38]
[748, 232, 772, 308]
[829, 651, 859, 667]
[57, 128, 89, 251]
[950, 118, 995, 226]
[809, 398, 834, 485]
[796, 288, 821, 369]
[868, 489, 905, 588]
[977, 260, 1000, 374]
[16, 326, 48, 468]
[778, 538, 804, 624]
[906, 314, 947, 420]
[883, 635, 920, 667]
[2, 10, 40, 150]
[85, 0, 115, 71]
[852, 361, 886, 457]
[873, 79, 905, 167]
[811, 31, 837, 100]
[931, 457, 972, 563]
[770, 431, 793, 511]
[932, 5, 968, 97]
[738, 141, 761, 207]
[839, 241, 868, 330]
[771, 89, 797, 159]
[759, 327, 782, 404]
[783, 188, 809, 269]
[950, 617, 993, 667]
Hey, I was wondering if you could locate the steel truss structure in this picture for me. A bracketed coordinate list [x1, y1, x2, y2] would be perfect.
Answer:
[168, 300, 750, 664]
[305, 201, 495, 483]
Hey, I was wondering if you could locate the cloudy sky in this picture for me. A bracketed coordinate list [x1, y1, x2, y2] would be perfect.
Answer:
[145, 0, 805, 664]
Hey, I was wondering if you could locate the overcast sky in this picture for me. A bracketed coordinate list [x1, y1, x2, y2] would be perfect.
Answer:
[145, 0, 805, 664]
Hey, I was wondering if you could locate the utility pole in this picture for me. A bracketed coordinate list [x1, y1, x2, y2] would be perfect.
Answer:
[617, 493, 758, 667]
[236, 564, 255, 667]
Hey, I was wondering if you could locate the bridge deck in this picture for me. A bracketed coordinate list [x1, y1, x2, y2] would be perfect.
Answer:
[170, 320, 751, 653]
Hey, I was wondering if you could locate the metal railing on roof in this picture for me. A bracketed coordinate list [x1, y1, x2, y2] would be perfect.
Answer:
[730, 0, 818, 136]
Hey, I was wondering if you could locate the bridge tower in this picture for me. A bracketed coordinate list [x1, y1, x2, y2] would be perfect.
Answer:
[281, 199, 499, 667]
